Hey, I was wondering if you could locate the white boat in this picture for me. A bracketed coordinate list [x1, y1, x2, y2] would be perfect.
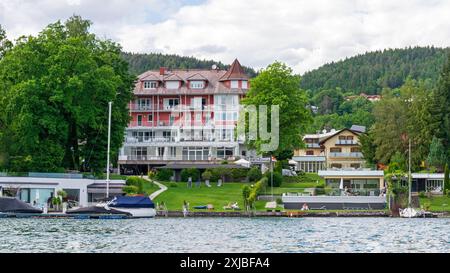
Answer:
[399, 207, 423, 218]
[105, 196, 156, 218]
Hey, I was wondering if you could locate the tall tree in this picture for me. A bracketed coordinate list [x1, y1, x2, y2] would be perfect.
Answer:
[241, 62, 312, 158]
[430, 53, 450, 162]
[0, 24, 12, 59]
[359, 131, 377, 166]
[426, 137, 446, 171]
[371, 80, 434, 170]
[0, 16, 134, 173]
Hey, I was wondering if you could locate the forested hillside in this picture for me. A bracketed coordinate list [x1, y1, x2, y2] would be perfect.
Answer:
[122, 52, 257, 76]
[300, 46, 449, 94]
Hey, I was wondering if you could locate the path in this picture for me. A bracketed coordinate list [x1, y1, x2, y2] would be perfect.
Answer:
[143, 176, 168, 200]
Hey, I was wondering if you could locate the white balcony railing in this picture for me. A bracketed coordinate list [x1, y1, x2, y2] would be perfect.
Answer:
[336, 140, 358, 145]
[329, 152, 363, 158]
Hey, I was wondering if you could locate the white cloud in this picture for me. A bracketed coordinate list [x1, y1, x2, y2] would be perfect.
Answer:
[1, 0, 450, 73]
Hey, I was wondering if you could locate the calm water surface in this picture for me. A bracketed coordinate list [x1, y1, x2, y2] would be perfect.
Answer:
[0, 218, 448, 253]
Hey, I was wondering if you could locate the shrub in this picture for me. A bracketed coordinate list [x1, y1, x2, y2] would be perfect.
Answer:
[169, 182, 178, 188]
[148, 170, 156, 180]
[247, 167, 262, 182]
[202, 170, 212, 181]
[180, 168, 200, 182]
[276, 198, 283, 205]
[418, 191, 426, 198]
[265, 172, 283, 187]
[126, 176, 146, 194]
[155, 169, 173, 181]
[123, 185, 139, 195]
[230, 168, 248, 182]
[210, 167, 228, 182]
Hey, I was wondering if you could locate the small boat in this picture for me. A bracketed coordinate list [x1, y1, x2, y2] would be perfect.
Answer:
[106, 196, 156, 218]
[399, 207, 423, 218]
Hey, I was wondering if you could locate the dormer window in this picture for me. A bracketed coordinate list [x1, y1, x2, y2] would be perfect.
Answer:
[166, 81, 180, 89]
[190, 81, 205, 89]
[231, 80, 239, 88]
[242, 80, 248, 89]
[144, 81, 158, 89]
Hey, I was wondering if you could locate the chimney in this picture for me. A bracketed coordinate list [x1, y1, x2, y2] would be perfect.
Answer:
[159, 67, 166, 75]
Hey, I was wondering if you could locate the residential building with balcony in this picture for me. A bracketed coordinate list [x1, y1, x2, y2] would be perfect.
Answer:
[292, 125, 366, 172]
[118, 59, 251, 174]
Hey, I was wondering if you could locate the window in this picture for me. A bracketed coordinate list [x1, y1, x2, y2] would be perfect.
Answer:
[242, 81, 248, 89]
[144, 81, 157, 89]
[148, 114, 153, 123]
[169, 147, 177, 157]
[231, 80, 239, 88]
[306, 150, 314, 155]
[351, 147, 361, 153]
[346, 136, 354, 140]
[137, 115, 143, 126]
[164, 98, 179, 109]
[137, 98, 152, 110]
[166, 81, 179, 89]
[330, 163, 342, 169]
[330, 147, 341, 153]
[190, 81, 205, 89]
[192, 97, 203, 109]
[350, 163, 361, 169]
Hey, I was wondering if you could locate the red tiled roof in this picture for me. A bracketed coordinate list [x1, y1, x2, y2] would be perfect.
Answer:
[186, 73, 208, 81]
[219, 59, 249, 81]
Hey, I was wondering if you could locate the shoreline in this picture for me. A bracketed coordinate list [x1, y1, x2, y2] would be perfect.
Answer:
[155, 210, 447, 218]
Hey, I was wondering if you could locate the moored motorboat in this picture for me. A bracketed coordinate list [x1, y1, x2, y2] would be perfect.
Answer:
[106, 196, 156, 218]
[0, 197, 43, 214]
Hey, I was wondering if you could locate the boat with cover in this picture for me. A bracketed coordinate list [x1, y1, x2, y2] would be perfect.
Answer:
[0, 197, 43, 214]
[106, 196, 156, 218]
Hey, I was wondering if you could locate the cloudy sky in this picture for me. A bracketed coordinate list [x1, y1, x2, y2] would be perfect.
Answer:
[1, 0, 449, 74]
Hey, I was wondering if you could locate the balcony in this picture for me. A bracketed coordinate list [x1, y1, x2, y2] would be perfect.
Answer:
[336, 140, 358, 145]
[129, 104, 215, 112]
[329, 152, 363, 158]
[129, 104, 153, 112]
[305, 143, 320, 148]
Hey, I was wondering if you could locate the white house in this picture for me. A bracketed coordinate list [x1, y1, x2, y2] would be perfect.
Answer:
[0, 174, 125, 207]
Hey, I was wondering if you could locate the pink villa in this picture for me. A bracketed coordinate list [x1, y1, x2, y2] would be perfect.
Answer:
[118, 59, 252, 174]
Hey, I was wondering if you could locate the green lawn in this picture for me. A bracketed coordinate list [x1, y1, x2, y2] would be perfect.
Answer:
[154, 182, 248, 211]
[143, 180, 160, 195]
[419, 195, 450, 212]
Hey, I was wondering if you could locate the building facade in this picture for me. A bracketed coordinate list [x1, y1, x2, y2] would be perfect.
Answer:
[292, 127, 366, 172]
[118, 59, 251, 174]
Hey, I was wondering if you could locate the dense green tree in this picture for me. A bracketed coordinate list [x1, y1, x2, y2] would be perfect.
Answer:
[426, 137, 447, 171]
[312, 88, 344, 115]
[429, 54, 450, 162]
[0, 16, 134, 173]
[241, 62, 312, 158]
[359, 131, 377, 166]
[371, 80, 435, 170]
[301, 46, 449, 94]
[0, 25, 12, 59]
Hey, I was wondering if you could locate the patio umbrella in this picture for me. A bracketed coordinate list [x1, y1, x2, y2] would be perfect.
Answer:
[339, 178, 344, 190]
[234, 159, 250, 168]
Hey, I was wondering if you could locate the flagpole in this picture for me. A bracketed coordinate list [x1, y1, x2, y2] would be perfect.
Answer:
[106, 101, 112, 199]
[408, 138, 412, 207]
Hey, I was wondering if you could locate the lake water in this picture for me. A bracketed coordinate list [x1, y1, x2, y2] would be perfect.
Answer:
[0, 217, 448, 253]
